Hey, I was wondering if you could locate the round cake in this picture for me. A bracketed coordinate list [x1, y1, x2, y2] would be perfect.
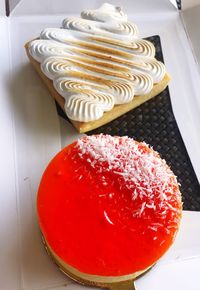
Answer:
[37, 134, 182, 285]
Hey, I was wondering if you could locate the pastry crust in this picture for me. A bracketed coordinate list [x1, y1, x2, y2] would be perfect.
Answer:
[25, 41, 170, 133]
[43, 236, 152, 288]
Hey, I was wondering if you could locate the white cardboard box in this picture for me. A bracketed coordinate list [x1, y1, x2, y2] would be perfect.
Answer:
[0, 0, 5, 15]
[0, 1, 200, 289]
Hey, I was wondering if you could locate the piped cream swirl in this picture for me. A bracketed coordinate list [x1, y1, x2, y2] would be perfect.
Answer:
[81, 3, 128, 22]
[53, 73, 134, 105]
[62, 17, 139, 40]
[65, 92, 112, 122]
[29, 40, 74, 62]
[29, 3, 166, 122]
[40, 28, 154, 59]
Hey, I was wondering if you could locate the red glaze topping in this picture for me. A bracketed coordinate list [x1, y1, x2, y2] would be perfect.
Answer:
[37, 135, 182, 276]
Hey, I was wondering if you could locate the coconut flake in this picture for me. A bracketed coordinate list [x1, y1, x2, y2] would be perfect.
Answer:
[75, 134, 181, 221]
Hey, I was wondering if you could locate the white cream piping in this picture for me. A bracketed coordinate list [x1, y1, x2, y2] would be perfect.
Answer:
[28, 3, 166, 122]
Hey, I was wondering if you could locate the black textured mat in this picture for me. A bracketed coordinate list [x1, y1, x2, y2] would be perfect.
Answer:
[56, 35, 200, 211]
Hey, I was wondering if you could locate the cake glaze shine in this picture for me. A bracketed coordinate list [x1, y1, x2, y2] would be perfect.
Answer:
[37, 135, 182, 277]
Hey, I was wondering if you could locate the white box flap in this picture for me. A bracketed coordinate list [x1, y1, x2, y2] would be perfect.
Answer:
[182, 0, 200, 10]
[10, 0, 176, 16]
[9, 0, 20, 13]
[169, 1, 200, 71]
[0, 0, 5, 15]
[0, 17, 20, 289]
[181, 3, 200, 69]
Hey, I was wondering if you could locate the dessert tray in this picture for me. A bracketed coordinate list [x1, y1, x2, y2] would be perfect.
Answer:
[57, 35, 200, 211]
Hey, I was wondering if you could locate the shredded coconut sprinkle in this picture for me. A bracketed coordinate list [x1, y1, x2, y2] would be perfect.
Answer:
[74, 134, 182, 232]
[104, 210, 114, 225]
